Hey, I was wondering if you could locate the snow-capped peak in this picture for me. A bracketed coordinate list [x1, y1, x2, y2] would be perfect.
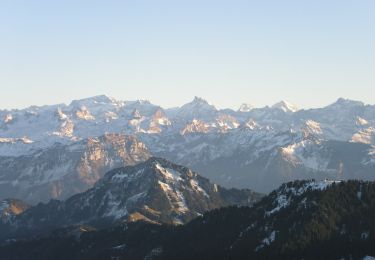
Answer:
[182, 96, 216, 109]
[175, 97, 217, 120]
[238, 103, 254, 112]
[70, 95, 116, 107]
[272, 101, 299, 113]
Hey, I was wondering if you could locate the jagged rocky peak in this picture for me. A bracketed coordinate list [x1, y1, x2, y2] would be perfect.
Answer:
[182, 96, 216, 110]
[272, 100, 299, 113]
[238, 103, 254, 112]
[180, 119, 209, 135]
[175, 97, 218, 121]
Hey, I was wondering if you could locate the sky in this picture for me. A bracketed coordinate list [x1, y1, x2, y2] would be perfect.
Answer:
[0, 0, 374, 110]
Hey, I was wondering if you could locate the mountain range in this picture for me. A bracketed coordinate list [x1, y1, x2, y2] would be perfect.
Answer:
[0, 95, 374, 202]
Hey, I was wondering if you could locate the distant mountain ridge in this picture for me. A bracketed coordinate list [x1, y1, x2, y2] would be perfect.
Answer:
[1, 95, 374, 157]
[0, 95, 374, 200]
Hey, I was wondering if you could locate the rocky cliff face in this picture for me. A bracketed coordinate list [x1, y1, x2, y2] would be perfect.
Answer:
[0, 134, 151, 203]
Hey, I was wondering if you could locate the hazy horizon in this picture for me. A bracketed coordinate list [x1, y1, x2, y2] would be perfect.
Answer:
[0, 93, 372, 111]
[1, 1, 374, 109]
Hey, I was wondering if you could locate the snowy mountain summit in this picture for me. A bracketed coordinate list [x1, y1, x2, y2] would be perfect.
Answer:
[0, 95, 374, 200]
[238, 103, 254, 112]
[271, 100, 299, 113]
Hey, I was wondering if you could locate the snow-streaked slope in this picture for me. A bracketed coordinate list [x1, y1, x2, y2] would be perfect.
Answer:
[265, 180, 341, 216]
[0, 158, 262, 240]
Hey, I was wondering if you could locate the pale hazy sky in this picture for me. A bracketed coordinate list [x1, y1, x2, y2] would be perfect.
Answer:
[0, 0, 374, 110]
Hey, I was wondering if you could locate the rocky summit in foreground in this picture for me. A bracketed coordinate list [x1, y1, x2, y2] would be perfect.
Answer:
[1, 180, 374, 260]
[0, 181, 375, 259]
[0, 158, 262, 242]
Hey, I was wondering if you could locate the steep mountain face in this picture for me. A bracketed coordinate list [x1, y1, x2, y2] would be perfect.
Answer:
[143, 128, 375, 192]
[0, 134, 151, 203]
[0, 158, 262, 241]
[1, 180, 375, 260]
[1, 95, 375, 198]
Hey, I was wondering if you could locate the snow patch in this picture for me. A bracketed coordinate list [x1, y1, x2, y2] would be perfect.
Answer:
[266, 180, 340, 216]
[103, 191, 128, 219]
[155, 163, 183, 182]
[189, 179, 209, 198]
[158, 181, 188, 214]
